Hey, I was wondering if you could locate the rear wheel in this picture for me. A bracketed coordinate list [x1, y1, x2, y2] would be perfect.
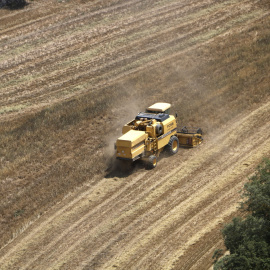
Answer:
[147, 155, 157, 169]
[166, 136, 179, 155]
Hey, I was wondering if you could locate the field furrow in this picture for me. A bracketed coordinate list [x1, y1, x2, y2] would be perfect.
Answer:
[1, 100, 269, 269]
[0, 0, 264, 119]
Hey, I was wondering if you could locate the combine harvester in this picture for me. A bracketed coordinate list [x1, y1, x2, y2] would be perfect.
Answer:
[115, 103, 203, 169]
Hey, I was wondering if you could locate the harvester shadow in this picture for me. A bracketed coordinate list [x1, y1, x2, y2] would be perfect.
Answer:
[105, 159, 144, 178]
[105, 147, 194, 178]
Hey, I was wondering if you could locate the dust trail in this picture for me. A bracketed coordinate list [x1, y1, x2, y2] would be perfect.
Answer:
[103, 83, 146, 172]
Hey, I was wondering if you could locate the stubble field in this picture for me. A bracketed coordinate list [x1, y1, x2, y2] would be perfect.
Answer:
[0, 0, 269, 269]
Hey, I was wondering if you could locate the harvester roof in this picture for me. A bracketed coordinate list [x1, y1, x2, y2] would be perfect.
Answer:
[147, 103, 171, 113]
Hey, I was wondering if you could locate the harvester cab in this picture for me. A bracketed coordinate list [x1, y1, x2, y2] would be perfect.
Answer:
[115, 103, 202, 169]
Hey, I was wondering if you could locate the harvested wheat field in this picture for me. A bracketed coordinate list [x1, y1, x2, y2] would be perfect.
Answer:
[0, 0, 270, 269]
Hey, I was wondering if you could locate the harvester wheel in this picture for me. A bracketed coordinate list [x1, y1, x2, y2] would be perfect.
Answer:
[156, 123, 163, 135]
[166, 136, 179, 155]
[147, 155, 157, 169]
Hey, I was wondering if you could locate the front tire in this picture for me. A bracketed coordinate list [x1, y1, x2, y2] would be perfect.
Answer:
[166, 136, 179, 155]
[147, 155, 157, 169]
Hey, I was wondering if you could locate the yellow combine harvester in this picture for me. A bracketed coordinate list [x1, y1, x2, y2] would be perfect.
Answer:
[115, 103, 202, 169]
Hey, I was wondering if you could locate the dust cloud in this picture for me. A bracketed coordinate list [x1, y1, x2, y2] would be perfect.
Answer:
[103, 83, 146, 171]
